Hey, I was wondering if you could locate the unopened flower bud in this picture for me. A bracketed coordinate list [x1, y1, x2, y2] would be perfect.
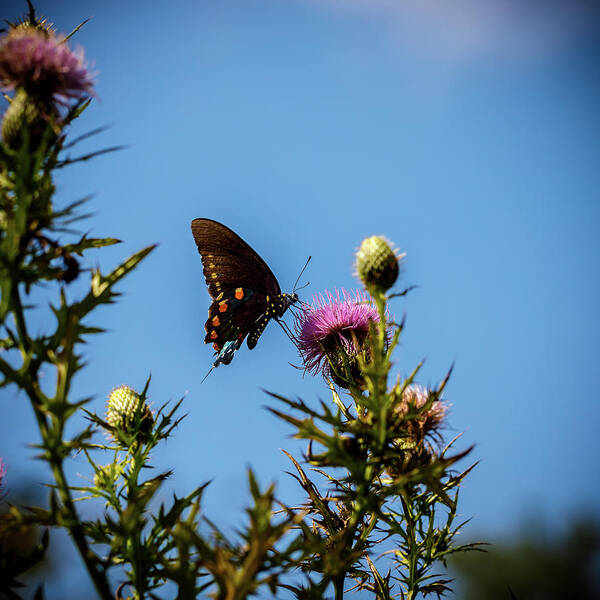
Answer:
[93, 464, 113, 489]
[356, 235, 402, 293]
[387, 444, 433, 478]
[1, 89, 52, 150]
[106, 385, 153, 441]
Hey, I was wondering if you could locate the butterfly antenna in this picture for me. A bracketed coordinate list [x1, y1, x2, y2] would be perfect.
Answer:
[294, 280, 310, 292]
[292, 256, 311, 293]
[201, 365, 216, 384]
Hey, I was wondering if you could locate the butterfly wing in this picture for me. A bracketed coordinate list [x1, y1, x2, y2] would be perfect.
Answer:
[191, 218, 281, 299]
[191, 219, 282, 354]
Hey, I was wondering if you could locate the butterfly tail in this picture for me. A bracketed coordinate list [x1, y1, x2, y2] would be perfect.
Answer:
[201, 365, 216, 384]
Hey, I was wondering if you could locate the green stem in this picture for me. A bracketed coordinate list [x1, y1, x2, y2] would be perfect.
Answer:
[49, 459, 113, 599]
[10, 281, 30, 357]
[333, 574, 345, 600]
[11, 284, 113, 600]
[372, 290, 390, 450]
[129, 450, 148, 599]
[401, 492, 420, 599]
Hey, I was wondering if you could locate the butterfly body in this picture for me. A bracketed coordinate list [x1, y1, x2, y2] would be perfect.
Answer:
[246, 291, 297, 349]
[191, 218, 298, 369]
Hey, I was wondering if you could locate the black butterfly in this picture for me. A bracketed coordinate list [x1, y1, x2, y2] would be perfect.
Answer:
[191, 218, 299, 373]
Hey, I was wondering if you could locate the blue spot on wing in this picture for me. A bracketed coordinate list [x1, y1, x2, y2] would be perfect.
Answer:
[213, 339, 242, 367]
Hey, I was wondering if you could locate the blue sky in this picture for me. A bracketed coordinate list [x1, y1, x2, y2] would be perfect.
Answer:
[2, 0, 600, 595]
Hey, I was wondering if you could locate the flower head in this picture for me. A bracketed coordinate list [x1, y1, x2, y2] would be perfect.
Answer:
[393, 384, 447, 443]
[295, 289, 380, 377]
[355, 235, 403, 294]
[0, 458, 6, 499]
[106, 385, 153, 443]
[386, 384, 447, 477]
[0, 29, 94, 102]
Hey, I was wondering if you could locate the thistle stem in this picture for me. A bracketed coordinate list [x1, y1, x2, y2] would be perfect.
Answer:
[333, 574, 345, 600]
[49, 459, 113, 599]
[401, 492, 420, 598]
[11, 283, 113, 600]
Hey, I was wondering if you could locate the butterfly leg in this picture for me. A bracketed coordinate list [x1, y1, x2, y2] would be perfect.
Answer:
[276, 318, 298, 347]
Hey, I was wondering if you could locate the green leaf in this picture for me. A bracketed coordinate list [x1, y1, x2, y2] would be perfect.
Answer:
[75, 244, 156, 318]
[63, 235, 122, 256]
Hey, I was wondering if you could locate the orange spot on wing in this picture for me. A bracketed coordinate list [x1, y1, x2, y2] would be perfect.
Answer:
[212, 316, 220, 327]
[238, 333, 244, 340]
[219, 301, 228, 313]
[235, 287, 244, 300]
[210, 330, 218, 339]
[213, 342, 220, 350]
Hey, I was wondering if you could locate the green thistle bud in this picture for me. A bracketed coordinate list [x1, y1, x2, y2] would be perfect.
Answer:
[355, 235, 402, 293]
[1, 89, 52, 150]
[387, 443, 433, 479]
[93, 464, 113, 489]
[106, 385, 153, 441]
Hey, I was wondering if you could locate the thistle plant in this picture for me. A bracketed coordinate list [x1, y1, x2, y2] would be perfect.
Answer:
[266, 235, 483, 599]
[0, 4, 482, 599]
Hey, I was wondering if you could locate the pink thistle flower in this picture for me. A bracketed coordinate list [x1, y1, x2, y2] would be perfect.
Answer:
[0, 458, 6, 498]
[394, 384, 447, 442]
[295, 289, 380, 376]
[0, 29, 94, 102]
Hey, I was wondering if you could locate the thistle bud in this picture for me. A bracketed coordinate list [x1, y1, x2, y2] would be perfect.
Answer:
[1, 89, 52, 150]
[93, 464, 113, 489]
[355, 235, 402, 293]
[387, 444, 433, 478]
[106, 385, 153, 442]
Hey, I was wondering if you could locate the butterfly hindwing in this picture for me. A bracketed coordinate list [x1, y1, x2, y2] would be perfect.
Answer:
[204, 288, 259, 348]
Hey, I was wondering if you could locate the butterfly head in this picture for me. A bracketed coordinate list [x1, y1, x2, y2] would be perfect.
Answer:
[276, 292, 299, 317]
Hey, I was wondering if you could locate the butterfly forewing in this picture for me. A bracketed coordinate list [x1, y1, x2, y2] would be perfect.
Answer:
[191, 219, 290, 359]
[191, 219, 281, 298]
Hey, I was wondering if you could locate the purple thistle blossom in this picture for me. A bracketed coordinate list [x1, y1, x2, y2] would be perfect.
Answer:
[395, 385, 447, 442]
[0, 458, 6, 498]
[295, 289, 380, 374]
[0, 29, 94, 102]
